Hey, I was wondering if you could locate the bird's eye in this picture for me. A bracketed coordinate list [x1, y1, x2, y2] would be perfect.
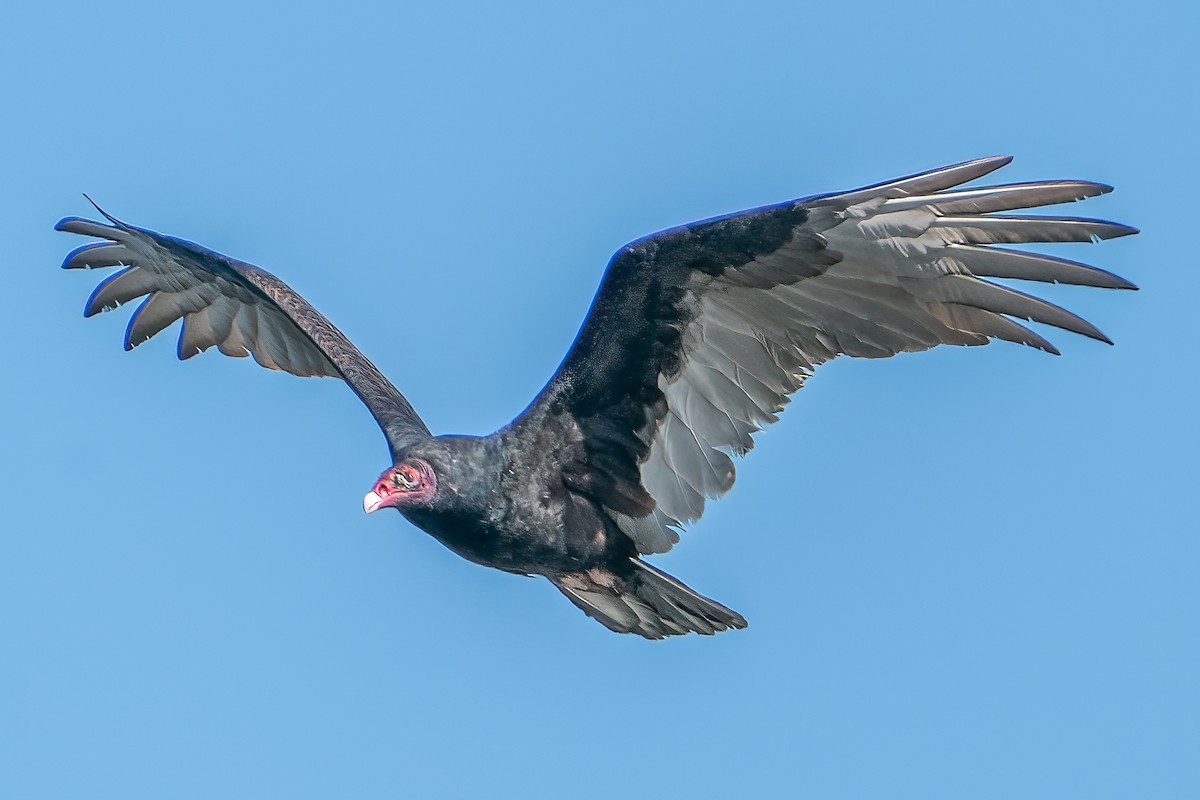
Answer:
[395, 464, 421, 489]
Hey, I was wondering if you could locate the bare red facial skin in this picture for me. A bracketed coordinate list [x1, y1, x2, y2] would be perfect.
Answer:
[363, 460, 436, 513]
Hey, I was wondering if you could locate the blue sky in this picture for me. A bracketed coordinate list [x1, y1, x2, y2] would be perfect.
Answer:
[2, 1, 1195, 797]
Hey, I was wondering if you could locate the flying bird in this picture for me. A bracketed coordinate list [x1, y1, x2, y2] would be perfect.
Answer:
[58, 157, 1137, 638]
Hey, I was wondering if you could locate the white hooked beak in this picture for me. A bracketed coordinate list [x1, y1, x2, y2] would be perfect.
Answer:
[363, 486, 389, 514]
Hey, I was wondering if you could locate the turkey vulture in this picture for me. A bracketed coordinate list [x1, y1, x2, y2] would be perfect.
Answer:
[58, 157, 1137, 638]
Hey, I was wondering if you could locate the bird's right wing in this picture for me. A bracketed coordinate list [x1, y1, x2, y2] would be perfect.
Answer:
[58, 207, 430, 458]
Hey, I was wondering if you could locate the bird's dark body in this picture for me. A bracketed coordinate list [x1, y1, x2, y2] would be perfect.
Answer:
[56, 157, 1137, 638]
[398, 425, 636, 576]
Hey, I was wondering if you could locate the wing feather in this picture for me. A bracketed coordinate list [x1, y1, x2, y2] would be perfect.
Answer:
[905, 275, 1112, 343]
[829, 156, 1014, 204]
[946, 245, 1137, 289]
[928, 215, 1138, 244]
[84, 266, 158, 317]
[62, 242, 135, 271]
[882, 181, 1112, 214]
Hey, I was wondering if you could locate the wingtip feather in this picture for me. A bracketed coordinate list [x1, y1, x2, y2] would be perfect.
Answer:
[122, 297, 150, 351]
[55, 216, 120, 239]
[83, 270, 122, 318]
[1098, 221, 1139, 239]
[61, 241, 114, 270]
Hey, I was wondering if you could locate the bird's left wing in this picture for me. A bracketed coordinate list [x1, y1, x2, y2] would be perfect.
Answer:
[58, 208, 430, 457]
[514, 157, 1137, 554]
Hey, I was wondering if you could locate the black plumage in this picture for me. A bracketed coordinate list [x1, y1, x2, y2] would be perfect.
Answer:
[58, 157, 1137, 638]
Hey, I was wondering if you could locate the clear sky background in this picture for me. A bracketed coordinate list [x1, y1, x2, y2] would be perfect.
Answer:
[2, 2, 1195, 798]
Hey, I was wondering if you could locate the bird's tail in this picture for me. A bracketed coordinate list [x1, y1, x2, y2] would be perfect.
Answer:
[550, 558, 747, 639]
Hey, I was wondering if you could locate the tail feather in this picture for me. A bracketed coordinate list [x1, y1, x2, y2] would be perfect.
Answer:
[551, 559, 747, 639]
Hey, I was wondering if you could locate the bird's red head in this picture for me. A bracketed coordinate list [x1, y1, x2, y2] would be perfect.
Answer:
[363, 459, 437, 513]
